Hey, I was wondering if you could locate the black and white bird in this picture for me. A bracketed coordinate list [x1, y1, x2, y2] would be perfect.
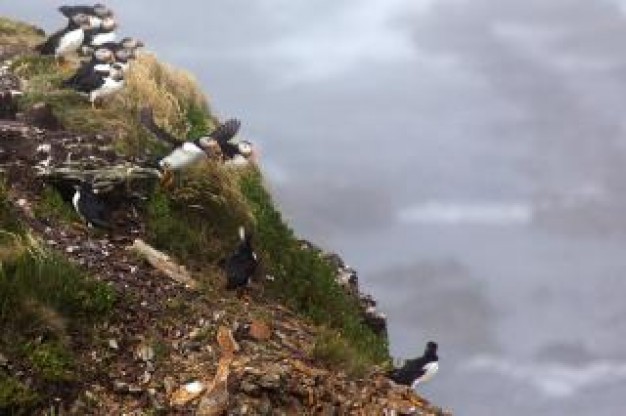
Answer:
[388, 341, 439, 389]
[83, 16, 117, 47]
[208, 119, 256, 166]
[81, 37, 144, 61]
[63, 47, 115, 88]
[71, 62, 124, 108]
[58, 4, 113, 19]
[139, 107, 240, 185]
[223, 227, 258, 290]
[36, 13, 94, 61]
[72, 182, 111, 229]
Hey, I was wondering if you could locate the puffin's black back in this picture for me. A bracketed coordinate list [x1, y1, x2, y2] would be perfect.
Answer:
[76, 182, 111, 229]
[36, 20, 78, 55]
[224, 229, 257, 290]
[388, 341, 438, 385]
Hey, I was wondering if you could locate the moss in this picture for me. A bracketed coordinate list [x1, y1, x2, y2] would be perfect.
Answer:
[240, 169, 389, 369]
[0, 372, 39, 413]
[25, 342, 75, 382]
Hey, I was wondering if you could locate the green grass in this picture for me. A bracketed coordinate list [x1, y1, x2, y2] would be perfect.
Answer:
[145, 164, 252, 270]
[25, 342, 75, 383]
[0, 372, 39, 414]
[240, 170, 389, 371]
[33, 186, 78, 224]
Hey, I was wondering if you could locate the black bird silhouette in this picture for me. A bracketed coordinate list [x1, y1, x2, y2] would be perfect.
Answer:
[223, 227, 258, 290]
[388, 341, 439, 388]
[72, 182, 111, 229]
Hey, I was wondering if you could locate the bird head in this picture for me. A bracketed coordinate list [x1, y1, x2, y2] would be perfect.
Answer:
[72, 13, 92, 28]
[100, 17, 117, 31]
[93, 4, 113, 18]
[94, 47, 114, 63]
[109, 63, 125, 80]
[115, 48, 133, 62]
[121, 37, 145, 50]
[237, 141, 254, 157]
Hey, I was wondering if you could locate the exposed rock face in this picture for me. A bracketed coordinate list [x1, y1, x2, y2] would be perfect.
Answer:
[299, 239, 389, 337]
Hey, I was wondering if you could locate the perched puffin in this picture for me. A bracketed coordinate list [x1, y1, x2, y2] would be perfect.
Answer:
[71, 62, 124, 108]
[84, 16, 117, 47]
[58, 4, 113, 19]
[139, 107, 240, 186]
[63, 47, 114, 88]
[388, 341, 439, 389]
[223, 227, 258, 290]
[36, 13, 94, 61]
[72, 182, 111, 229]
[81, 37, 144, 59]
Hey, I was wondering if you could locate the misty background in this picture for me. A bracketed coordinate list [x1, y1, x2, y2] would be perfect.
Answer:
[4, 0, 626, 414]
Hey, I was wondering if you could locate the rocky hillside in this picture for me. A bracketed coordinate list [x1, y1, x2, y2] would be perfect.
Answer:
[0, 17, 449, 415]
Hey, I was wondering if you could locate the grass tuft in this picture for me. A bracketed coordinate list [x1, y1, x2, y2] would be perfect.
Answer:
[146, 163, 252, 270]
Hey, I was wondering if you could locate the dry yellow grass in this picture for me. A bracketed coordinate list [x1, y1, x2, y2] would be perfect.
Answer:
[115, 53, 211, 139]
[0, 17, 44, 49]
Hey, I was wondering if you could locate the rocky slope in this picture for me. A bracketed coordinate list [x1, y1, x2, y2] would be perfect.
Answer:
[0, 17, 449, 415]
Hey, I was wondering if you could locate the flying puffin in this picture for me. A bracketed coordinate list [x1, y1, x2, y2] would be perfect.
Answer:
[72, 182, 111, 230]
[36, 13, 94, 62]
[223, 227, 258, 291]
[58, 4, 113, 19]
[387, 341, 439, 389]
[63, 47, 115, 88]
[84, 16, 117, 47]
[139, 107, 240, 186]
[208, 119, 256, 166]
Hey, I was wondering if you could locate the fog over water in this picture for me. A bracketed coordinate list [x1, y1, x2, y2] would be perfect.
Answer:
[5, 1, 626, 413]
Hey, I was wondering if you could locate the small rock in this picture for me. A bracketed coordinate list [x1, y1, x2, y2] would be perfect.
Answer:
[249, 320, 272, 341]
[162, 376, 177, 394]
[135, 343, 155, 362]
[107, 339, 119, 350]
[170, 381, 205, 406]
[113, 381, 129, 393]
[0, 352, 8, 367]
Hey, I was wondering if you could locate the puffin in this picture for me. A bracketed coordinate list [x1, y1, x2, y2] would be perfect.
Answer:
[58, 4, 113, 19]
[208, 119, 256, 165]
[81, 37, 144, 59]
[223, 227, 258, 291]
[36, 13, 94, 62]
[388, 341, 439, 389]
[84, 16, 117, 47]
[72, 182, 111, 230]
[71, 62, 124, 108]
[62, 47, 115, 88]
[139, 107, 240, 186]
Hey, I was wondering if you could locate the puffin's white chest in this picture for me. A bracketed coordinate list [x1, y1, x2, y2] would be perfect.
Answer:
[159, 142, 207, 171]
[72, 190, 81, 216]
[412, 361, 439, 389]
[91, 32, 117, 45]
[89, 77, 125, 102]
[57, 28, 84, 57]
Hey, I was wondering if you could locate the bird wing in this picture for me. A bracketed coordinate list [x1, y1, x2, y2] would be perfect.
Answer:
[210, 118, 241, 145]
[80, 191, 111, 229]
[63, 60, 96, 87]
[71, 69, 106, 93]
[139, 106, 180, 147]
[36, 28, 65, 55]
